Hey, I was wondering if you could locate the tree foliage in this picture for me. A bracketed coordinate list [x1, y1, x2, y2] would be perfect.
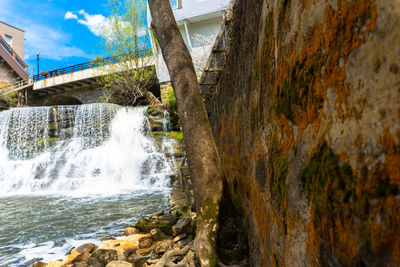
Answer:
[97, 0, 160, 106]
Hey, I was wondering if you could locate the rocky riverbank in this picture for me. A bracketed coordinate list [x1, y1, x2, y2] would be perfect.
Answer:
[29, 105, 195, 267]
[33, 170, 196, 267]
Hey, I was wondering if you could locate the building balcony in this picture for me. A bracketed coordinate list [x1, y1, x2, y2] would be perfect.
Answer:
[0, 35, 28, 81]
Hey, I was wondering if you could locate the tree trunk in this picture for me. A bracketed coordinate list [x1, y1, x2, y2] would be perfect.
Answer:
[148, 0, 224, 265]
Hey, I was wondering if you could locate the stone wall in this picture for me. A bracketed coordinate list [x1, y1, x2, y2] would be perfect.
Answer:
[203, 0, 400, 266]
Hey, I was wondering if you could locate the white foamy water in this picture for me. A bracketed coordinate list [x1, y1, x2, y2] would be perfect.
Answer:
[0, 104, 172, 196]
[0, 104, 176, 265]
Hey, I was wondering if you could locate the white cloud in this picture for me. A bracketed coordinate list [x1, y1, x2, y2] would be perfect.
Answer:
[64, 11, 78, 20]
[65, 10, 107, 36]
[65, 10, 148, 38]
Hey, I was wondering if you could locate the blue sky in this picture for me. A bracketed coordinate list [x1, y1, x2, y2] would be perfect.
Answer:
[0, 0, 175, 75]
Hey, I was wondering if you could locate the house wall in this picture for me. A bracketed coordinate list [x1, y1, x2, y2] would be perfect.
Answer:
[0, 22, 24, 59]
[148, 0, 227, 84]
[0, 59, 19, 85]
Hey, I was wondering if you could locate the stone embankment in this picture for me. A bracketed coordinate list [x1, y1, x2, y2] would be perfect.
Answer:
[33, 178, 196, 267]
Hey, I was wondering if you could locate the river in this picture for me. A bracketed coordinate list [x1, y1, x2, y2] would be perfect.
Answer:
[0, 104, 175, 266]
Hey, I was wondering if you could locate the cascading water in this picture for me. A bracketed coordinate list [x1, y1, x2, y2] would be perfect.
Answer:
[0, 104, 176, 266]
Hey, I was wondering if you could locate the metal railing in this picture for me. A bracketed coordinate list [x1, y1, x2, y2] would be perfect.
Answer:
[0, 77, 33, 95]
[32, 49, 153, 82]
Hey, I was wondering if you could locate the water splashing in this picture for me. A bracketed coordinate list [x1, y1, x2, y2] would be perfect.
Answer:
[0, 104, 173, 196]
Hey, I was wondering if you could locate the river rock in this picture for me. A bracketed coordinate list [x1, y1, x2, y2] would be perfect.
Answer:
[87, 249, 119, 267]
[74, 251, 92, 263]
[72, 262, 88, 267]
[124, 227, 140, 236]
[155, 240, 173, 255]
[150, 228, 164, 240]
[172, 218, 192, 236]
[33, 262, 47, 267]
[76, 243, 98, 254]
[106, 260, 133, 267]
[138, 236, 153, 249]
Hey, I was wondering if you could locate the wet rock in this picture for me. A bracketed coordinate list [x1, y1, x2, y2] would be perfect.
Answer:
[76, 243, 98, 254]
[33, 262, 47, 267]
[134, 216, 177, 236]
[72, 262, 88, 267]
[101, 237, 117, 241]
[150, 228, 164, 241]
[155, 240, 173, 255]
[88, 249, 119, 267]
[172, 218, 192, 236]
[124, 227, 140, 236]
[128, 256, 148, 267]
[138, 236, 153, 249]
[106, 260, 133, 267]
[74, 251, 92, 263]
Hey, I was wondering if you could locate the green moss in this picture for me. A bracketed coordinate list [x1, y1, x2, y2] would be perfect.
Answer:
[36, 137, 58, 145]
[301, 142, 355, 232]
[274, 55, 326, 121]
[151, 131, 183, 141]
[134, 217, 177, 236]
[270, 151, 289, 207]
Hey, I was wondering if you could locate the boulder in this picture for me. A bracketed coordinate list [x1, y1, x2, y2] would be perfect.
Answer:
[72, 262, 88, 267]
[76, 243, 98, 254]
[138, 236, 153, 249]
[172, 218, 192, 236]
[106, 260, 133, 267]
[134, 216, 177, 236]
[124, 227, 140, 236]
[150, 228, 164, 241]
[155, 240, 173, 255]
[88, 249, 119, 267]
[33, 262, 47, 267]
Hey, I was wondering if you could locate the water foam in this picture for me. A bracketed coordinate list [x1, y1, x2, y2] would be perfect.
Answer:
[0, 104, 173, 197]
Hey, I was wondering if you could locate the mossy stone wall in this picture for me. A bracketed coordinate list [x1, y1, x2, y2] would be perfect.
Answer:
[204, 0, 400, 265]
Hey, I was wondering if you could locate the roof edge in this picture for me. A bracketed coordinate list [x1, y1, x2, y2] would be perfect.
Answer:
[0, 21, 25, 32]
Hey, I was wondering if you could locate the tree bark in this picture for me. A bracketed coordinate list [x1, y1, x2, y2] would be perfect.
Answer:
[148, 0, 224, 266]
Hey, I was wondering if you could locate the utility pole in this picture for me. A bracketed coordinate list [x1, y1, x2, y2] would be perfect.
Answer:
[36, 51, 40, 75]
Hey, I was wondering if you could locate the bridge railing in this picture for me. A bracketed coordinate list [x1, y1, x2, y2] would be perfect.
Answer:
[32, 49, 153, 82]
[0, 77, 33, 95]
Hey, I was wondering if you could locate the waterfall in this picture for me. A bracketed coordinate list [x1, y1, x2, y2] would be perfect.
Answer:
[0, 104, 172, 196]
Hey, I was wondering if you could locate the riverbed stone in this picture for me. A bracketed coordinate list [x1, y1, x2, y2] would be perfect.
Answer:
[87, 249, 119, 267]
[105, 260, 133, 267]
[76, 243, 98, 254]
[138, 236, 153, 249]
[172, 218, 192, 236]
[155, 240, 173, 255]
[150, 228, 164, 240]
[33, 261, 47, 267]
[72, 262, 88, 267]
[124, 227, 140, 236]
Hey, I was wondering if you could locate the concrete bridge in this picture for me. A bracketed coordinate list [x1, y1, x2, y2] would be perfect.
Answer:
[0, 49, 155, 106]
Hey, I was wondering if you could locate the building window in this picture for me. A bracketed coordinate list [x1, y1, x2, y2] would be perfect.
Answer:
[5, 34, 12, 46]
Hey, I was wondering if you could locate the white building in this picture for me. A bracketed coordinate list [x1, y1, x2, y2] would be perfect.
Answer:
[147, 0, 230, 84]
